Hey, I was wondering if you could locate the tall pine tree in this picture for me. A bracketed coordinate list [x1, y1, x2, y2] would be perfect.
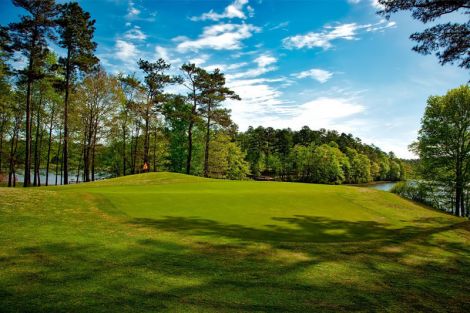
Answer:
[8, 0, 57, 187]
[57, 1, 98, 184]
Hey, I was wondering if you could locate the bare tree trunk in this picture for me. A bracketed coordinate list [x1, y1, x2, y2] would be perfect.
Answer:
[45, 107, 55, 186]
[8, 116, 20, 187]
[63, 50, 71, 185]
[33, 92, 42, 186]
[122, 123, 126, 176]
[143, 106, 150, 169]
[37, 124, 44, 186]
[186, 120, 194, 175]
[83, 114, 92, 182]
[203, 104, 211, 178]
[24, 70, 33, 187]
[55, 128, 62, 186]
[152, 126, 157, 172]
[76, 135, 86, 184]
[0, 113, 6, 173]
[91, 118, 98, 181]
[131, 122, 140, 174]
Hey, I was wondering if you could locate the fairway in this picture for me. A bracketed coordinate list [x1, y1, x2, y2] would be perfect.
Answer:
[1, 172, 469, 312]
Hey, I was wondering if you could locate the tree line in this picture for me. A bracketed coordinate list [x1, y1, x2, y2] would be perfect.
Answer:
[239, 126, 405, 184]
[0, 0, 405, 188]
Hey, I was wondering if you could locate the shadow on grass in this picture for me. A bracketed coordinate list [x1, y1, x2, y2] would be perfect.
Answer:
[131, 215, 470, 245]
[1, 216, 470, 312]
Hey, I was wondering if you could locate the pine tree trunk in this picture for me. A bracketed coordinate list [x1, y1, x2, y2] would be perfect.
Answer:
[33, 93, 42, 186]
[55, 128, 62, 186]
[143, 106, 150, 168]
[122, 123, 126, 176]
[153, 127, 157, 172]
[77, 135, 86, 184]
[91, 117, 98, 181]
[45, 108, 54, 186]
[203, 103, 211, 178]
[186, 93, 197, 175]
[8, 117, 20, 187]
[24, 73, 33, 187]
[0, 114, 6, 173]
[455, 159, 463, 217]
[63, 50, 71, 185]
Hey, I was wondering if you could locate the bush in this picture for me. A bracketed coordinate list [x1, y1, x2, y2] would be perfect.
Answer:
[391, 181, 429, 203]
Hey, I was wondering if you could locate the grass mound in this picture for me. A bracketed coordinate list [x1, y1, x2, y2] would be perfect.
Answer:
[1, 172, 469, 312]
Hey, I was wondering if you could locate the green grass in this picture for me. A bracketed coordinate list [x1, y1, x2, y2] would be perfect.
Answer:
[0, 172, 469, 312]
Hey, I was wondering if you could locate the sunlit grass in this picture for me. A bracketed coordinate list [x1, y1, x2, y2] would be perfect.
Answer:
[1, 172, 469, 312]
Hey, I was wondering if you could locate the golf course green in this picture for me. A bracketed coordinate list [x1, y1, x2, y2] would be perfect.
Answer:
[1, 172, 469, 312]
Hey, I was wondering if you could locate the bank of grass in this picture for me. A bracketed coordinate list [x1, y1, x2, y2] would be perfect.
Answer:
[0, 172, 469, 312]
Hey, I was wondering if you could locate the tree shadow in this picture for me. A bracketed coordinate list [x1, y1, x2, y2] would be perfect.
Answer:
[1, 216, 470, 312]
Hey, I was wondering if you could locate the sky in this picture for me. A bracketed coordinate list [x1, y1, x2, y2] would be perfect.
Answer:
[1, 0, 468, 158]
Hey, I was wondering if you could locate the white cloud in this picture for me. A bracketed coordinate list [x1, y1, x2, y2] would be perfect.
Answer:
[190, 0, 251, 21]
[189, 54, 210, 66]
[126, 1, 140, 18]
[115, 39, 138, 61]
[347, 0, 385, 9]
[371, 0, 385, 10]
[204, 62, 248, 72]
[269, 21, 289, 31]
[288, 97, 364, 130]
[124, 26, 147, 41]
[294, 68, 333, 83]
[226, 78, 289, 130]
[283, 20, 395, 50]
[155, 46, 169, 61]
[175, 23, 260, 52]
[254, 54, 276, 67]
[227, 54, 277, 79]
[227, 86, 365, 133]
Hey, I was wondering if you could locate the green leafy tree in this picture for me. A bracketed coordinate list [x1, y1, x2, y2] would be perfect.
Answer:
[346, 148, 371, 183]
[414, 85, 470, 217]
[311, 144, 347, 184]
[162, 95, 192, 173]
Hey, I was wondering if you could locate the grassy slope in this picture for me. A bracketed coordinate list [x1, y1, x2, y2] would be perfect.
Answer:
[0, 172, 469, 312]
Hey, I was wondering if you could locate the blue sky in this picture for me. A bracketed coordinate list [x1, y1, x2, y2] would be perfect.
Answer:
[1, 0, 468, 158]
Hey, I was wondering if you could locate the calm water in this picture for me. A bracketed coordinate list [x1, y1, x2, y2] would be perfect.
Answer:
[367, 182, 397, 192]
[13, 172, 110, 185]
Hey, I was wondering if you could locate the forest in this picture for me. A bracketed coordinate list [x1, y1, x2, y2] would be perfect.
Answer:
[0, 1, 405, 187]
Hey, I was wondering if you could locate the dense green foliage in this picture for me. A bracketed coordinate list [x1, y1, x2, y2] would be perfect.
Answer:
[238, 126, 405, 184]
[412, 85, 470, 217]
[1, 173, 469, 312]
